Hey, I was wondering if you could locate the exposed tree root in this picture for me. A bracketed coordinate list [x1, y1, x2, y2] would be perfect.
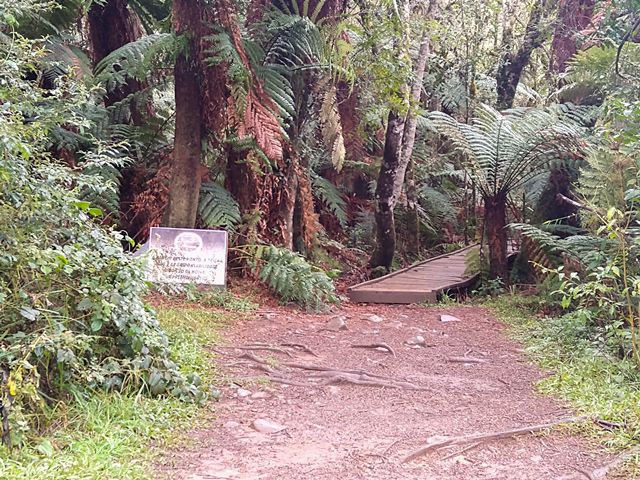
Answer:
[555, 446, 640, 480]
[447, 356, 487, 364]
[235, 355, 426, 390]
[225, 345, 293, 357]
[351, 343, 396, 357]
[281, 343, 319, 357]
[310, 371, 428, 390]
[400, 416, 586, 464]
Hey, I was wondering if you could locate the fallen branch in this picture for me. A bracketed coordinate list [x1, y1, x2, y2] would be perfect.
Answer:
[351, 343, 396, 357]
[281, 343, 319, 357]
[401, 416, 586, 464]
[447, 356, 487, 364]
[555, 446, 640, 480]
[241, 375, 319, 388]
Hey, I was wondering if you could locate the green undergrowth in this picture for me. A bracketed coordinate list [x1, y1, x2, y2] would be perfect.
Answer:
[0, 305, 234, 480]
[486, 294, 640, 475]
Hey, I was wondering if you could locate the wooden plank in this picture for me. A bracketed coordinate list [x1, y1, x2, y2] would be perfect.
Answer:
[347, 243, 490, 304]
[348, 289, 437, 304]
[347, 244, 479, 290]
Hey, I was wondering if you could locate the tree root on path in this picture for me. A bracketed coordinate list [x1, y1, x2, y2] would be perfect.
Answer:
[234, 353, 428, 391]
[351, 343, 396, 357]
[555, 446, 640, 480]
[446, 356, 487, 364]
[280, 343, 319, 357]
[400, 416, 587, 464]
[221, 344, 293, 357]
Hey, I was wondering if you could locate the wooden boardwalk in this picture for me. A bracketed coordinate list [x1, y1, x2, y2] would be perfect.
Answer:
[348, 244, 480, 304]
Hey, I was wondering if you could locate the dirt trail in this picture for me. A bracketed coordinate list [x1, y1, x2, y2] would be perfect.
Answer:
[158, 304, 612, 480]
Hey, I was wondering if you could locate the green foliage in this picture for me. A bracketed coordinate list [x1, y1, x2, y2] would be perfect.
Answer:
[311, 173, 348, 229]
[241, 244, 337, 310]
[489, 295, 640, 463]
[0, 19, 199, 449]
[198, 182, 242, 230]
[426, 104, 589, 199]
[95, 33, 176, 92]
[0, 305, 226, 479]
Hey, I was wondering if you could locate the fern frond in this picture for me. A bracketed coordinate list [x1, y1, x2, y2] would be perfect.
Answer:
[244, 243, 337, 310]
[198, 182, 242, 230]
[95, 33, 176, 92]
[311, 173, 347, 228]
[319, 81, 346, 171]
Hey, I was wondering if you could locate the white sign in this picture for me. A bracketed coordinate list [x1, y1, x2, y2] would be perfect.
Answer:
[147, 227, 228, 285]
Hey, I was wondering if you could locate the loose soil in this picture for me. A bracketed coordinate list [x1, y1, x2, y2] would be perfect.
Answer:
[157, 303, 618, 480]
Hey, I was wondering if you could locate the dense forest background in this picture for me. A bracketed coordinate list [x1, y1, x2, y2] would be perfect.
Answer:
[2, 0, 640, 473]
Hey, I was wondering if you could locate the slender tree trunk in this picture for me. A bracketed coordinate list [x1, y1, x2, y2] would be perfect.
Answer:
[496, 0, 551, 110]
[165, 0, 203, 228]
[371, 111, 405, 270]
[397, 33, 431, 194]
[484, 193, 509, 281]
[371, 26, 433, 269]
[405, 157, 420, 253]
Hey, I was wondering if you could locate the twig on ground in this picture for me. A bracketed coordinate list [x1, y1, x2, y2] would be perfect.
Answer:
[281, 343, 319, 357]
[447, 356, 488, 364]
[400, 416, 586, 464]
[555, 446, 640, 480]
[351, 343, 397, 357]
[440, 442, 481, 461]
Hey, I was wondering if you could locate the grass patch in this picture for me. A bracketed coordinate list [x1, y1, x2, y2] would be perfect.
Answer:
[0, 305, 236, 480]
[486, 294, 640, 475]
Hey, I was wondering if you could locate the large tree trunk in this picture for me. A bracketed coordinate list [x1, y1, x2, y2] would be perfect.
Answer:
[165, 0, 204, 228]
[496, 0, 550, 110]
[484, 193, 509, 281]
[371, 111, 405, 270]
[551, 0, 595, 73]
[87, 0, 147, 125]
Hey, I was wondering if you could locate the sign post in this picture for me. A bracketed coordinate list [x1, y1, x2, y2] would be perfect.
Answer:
[146, 227, 228, 286]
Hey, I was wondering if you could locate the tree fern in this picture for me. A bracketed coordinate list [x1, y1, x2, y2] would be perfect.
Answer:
[198, 182, 242, 230]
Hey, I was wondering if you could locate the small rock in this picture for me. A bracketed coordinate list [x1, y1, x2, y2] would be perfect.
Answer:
[260, 312, 277, 320]
[325, 315, 347, 331]
[252, 419, 286, 434]
[328, 385, 341, 395]
[250, 391, 269, 400]
[362, 313, 383, 323]
[453, 455, 472, 465]
[237, 388, 252, 398]
[223, 420, 240, 429]
[440, 314, 461, 322]
[406, 335, 426, 346]
[530, 455, 543, 464]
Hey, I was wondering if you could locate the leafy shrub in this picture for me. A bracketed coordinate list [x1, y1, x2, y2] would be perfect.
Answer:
[0, 19, 199, 448]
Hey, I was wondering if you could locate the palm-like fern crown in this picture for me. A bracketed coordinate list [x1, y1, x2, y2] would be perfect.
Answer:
[427, 104, 590, 198]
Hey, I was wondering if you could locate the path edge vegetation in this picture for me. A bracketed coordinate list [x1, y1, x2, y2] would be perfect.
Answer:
[486, 294, 640, 478]
[0, 300, 246, 480]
